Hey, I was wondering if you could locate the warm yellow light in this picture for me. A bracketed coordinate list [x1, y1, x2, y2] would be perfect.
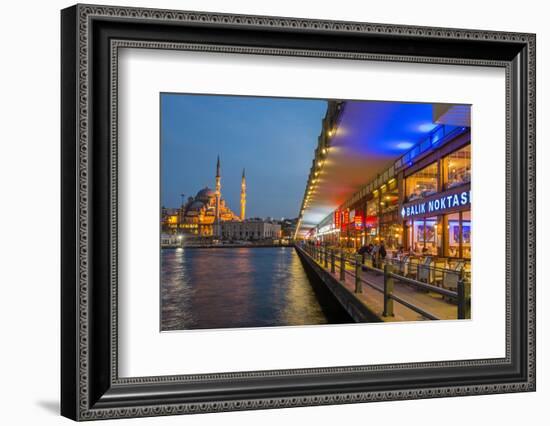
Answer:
[328, 130, 334, 137]
[322, 148, 327, 155]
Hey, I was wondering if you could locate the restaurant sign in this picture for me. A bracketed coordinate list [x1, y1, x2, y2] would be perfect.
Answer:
[334, 210, 341, 229]
[400, 187, 471, 219]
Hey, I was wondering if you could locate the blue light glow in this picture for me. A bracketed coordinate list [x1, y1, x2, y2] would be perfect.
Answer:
[395, 141, 415, 150]
[418, 123, 438, 132]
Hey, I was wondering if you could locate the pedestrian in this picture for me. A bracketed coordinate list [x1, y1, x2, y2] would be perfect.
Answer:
[379, 241, 387, 265]
[371, 243, 379, 268]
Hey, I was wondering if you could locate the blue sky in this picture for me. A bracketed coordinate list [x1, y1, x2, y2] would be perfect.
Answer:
[161, 94, 327, 219]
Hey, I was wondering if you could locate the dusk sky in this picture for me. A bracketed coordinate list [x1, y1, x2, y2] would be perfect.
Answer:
[161, 94, 327, 219]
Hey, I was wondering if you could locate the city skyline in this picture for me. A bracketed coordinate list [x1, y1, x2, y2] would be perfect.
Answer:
[161, 93, 328, 219]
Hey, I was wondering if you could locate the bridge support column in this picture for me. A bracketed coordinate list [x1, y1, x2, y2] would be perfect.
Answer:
[324, 248, 329, 268]
[383, 264, 394, 317]
[355, 255, 362, 293]
[340, 250, 346, 282]
[330, 249, 335, 273]
[457, 277, 471, 319]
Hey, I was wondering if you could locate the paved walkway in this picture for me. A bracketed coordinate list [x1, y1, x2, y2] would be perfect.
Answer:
[308, 251, 458, 322]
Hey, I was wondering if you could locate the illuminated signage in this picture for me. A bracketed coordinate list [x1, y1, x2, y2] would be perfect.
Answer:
[354, 215, 363, 229]
[334, 210, 341, 229]
[343, 209, 350, 225]
[401, 190, 471, 219]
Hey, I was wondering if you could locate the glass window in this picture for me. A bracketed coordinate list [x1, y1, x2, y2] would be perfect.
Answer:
[462, 211, 471, 259]
[380, 187, 399, 214]
[405, 162, 438, 202]
[448, 213, 461, 258]
[365, 198, 378, 244]
[379, 222, 402, 251]
[447, 211, 471, 259]
[411, 217, 438, 255]
[445, 144, 471, 189]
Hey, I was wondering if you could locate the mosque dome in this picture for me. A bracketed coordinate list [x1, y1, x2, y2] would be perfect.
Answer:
[195, 187, 216, 200]
[187, 200, 206, 212]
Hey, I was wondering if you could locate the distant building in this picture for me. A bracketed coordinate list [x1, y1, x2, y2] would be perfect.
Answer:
[280, 218, 299, 240]
[160, 233, 182, 248]
[161, 207, 180, 232]
[221, 219, 281, 241]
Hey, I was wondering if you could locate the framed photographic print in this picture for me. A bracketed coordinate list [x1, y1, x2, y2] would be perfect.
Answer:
[61, 4, 536, 421]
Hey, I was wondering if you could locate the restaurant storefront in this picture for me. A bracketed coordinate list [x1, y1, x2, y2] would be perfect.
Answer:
[400, 142, 471, 259]
[324, 126, 471, 263]
[401, 185, 471, 259]
[312, 123, 471, 264]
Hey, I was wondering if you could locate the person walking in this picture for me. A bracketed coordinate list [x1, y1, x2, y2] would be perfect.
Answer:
[371, 243, 379, 268]
[379, 241, 387, 268]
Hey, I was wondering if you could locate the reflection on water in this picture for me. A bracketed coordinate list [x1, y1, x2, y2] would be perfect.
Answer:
[161, 247, 350, 331]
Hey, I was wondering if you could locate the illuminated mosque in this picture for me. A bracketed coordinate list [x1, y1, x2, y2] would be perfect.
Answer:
[179, 156, 246, 237]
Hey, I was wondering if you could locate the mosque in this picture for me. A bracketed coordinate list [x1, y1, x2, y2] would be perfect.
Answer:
[177, 156, 246, 237]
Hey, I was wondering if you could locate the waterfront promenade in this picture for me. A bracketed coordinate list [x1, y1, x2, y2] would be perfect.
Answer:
[297, 245, 467, 322]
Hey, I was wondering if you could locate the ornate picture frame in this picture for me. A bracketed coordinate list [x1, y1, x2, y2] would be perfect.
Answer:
[61, 4, 535, 420]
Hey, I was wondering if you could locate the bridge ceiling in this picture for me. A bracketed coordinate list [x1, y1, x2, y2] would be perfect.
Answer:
[298, 100, 443, 236]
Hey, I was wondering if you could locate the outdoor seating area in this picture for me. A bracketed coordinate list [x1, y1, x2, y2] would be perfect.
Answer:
[383, 254, 470, 291]
[317, 243, 471, 293]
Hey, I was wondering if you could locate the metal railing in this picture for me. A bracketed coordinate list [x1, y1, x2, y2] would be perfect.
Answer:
[301, 244, 471, 321]
[361, 255, 470, 292]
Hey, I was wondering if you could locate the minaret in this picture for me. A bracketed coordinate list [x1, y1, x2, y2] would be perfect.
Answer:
[240, 168, 246, 221]
[215, 156, 221, 236]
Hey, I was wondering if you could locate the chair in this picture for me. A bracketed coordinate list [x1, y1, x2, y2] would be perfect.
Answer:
[433, 259, 447, 287]
[398, 255, 409, 275]
[443, 262, 464, 292]
[407, 257, 419, 279]
[443, 270, 460, 291]
[418, 257, 433, 284]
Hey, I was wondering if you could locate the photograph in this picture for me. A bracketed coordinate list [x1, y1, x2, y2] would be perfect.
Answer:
[160, 94, 472, 331]
[56, 3, 536, 421]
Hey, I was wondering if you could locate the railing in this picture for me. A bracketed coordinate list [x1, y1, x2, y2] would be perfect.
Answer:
[363, 255, 471, 293]
[300, 244, 471, 321]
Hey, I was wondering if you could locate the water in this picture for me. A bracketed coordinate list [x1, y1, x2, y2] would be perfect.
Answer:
[161, 246, 351, 331]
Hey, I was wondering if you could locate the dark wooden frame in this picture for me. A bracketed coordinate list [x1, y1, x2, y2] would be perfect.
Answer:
[61, 4, 536, 421]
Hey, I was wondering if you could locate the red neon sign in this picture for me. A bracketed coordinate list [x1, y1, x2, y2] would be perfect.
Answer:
[354, 214, 363, 229]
